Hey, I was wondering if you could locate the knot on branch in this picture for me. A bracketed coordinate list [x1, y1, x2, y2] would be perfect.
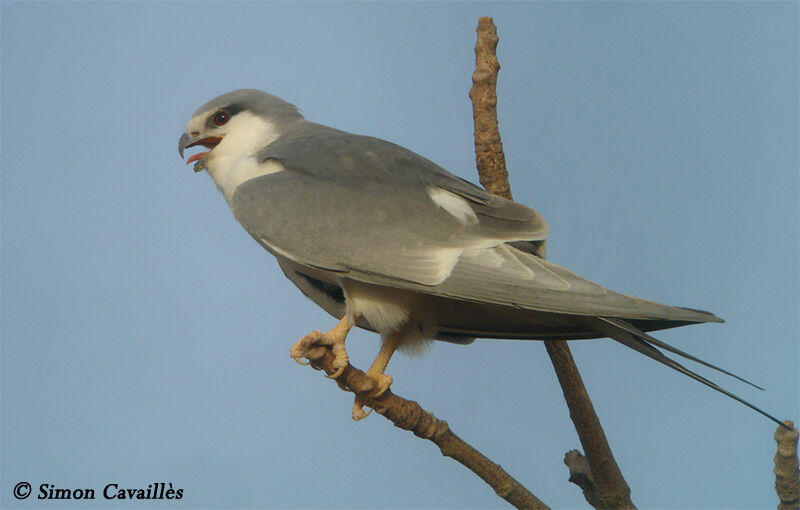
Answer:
[565, 450, 597, 508]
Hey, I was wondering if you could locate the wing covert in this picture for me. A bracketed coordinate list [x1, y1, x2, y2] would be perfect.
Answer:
[232, 121, 548, 286]
[232, 121, 712, 323]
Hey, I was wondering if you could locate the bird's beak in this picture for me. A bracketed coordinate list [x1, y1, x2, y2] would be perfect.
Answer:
[178, 133, 223, 172]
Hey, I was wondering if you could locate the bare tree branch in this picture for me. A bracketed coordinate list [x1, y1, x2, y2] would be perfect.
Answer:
[774, 420, 799, 510]
[468, 16, 635, 510]
[469, 17, 512, 201]
[545, 341, 634, 509]
[299, 346, 550, 509]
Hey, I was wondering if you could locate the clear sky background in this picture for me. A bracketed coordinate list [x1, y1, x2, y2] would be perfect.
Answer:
[2, 2, 798, 509]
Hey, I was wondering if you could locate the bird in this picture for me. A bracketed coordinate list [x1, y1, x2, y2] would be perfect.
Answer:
[179, 88, 785, 425]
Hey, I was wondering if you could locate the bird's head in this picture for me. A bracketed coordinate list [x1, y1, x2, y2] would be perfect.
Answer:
[178, 89, 303, 172]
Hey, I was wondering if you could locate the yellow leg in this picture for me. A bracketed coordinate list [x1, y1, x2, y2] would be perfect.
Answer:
[366, 332, 403, 388]
[290, 314, 354, 378]
[352, 330, 404, 421]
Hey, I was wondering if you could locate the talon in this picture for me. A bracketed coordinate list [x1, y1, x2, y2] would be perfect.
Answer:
[289, 345, 311, 365]
[292, 356, 309, 366]
[289, 317, 354, 380]
[327, 365, 346, 379]
[326, 349, 349, 379]
[352, 397, 373, 421]
[366, 372, 393, 398]
[289, 329, 327, 366]
[289, 346, 309, 365]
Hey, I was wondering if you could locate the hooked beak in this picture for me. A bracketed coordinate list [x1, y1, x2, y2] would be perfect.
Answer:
[178, 133, 223, 172]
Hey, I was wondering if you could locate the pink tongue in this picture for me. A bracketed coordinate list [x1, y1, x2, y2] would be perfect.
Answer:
[186, 152, 208, 165]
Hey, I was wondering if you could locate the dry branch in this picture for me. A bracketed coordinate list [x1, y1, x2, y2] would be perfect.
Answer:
[775, 421, 799, 510]
[545, 341, 634, 509]
[469, 18, 512, 201]
[301, 346, 549, 510]
[468, 16, 635, 510]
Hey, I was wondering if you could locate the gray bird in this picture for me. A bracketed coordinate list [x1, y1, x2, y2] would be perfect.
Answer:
[179, 89, 783, 425]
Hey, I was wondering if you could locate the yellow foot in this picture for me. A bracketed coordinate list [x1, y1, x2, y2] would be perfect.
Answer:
[365, 371, 393, 398]
[289, 328, 350, 378]
[289, 331, 317, 366]
[351, 371, 394, 421]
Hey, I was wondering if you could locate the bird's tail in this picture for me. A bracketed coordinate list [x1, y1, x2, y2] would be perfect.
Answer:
[583, 316, 788, 429]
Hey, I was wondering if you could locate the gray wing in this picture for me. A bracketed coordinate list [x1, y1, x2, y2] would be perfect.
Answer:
[231, 123, 796, 427]
[232, 121, 717, 323]
[343, 242, 720, 323]
[233, 121, 546, 286]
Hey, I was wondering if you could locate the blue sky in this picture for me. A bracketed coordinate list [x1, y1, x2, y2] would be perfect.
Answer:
[2, 2, 797, 509]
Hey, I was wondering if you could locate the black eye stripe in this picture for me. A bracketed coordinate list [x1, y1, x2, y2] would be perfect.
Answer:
[205, 103, 245, 129]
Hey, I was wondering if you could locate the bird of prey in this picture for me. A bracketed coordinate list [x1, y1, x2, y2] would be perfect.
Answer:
[179, 89, 783, 425]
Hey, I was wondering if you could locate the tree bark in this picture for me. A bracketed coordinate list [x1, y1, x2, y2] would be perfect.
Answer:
[775, 420, 799, 510]
[299, 345, 550, 509]
[468, 16, 635, 510]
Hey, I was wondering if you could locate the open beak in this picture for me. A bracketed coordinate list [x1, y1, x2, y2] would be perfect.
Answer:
[178, 133, 223, 172]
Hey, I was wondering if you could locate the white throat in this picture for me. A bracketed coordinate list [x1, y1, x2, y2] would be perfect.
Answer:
[203, 112, 283, 203]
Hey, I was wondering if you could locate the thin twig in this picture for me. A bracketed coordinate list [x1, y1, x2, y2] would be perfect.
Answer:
[300, 346, 550, 510]
[774, 420, 799, 510]
[468, 16, 635, 510]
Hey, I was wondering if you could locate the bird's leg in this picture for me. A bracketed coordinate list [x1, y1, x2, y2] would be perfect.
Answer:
[352, 330, 403, 421]
[365, 332, 403, 394]
[290, 314, 354, 378]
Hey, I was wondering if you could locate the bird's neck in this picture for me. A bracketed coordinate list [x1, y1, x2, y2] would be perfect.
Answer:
[205, 114, 283, 203]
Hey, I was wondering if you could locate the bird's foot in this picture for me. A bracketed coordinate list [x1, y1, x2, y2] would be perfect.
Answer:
[289, 331, 319, 366]
[290, 327, 350, 378]
[365, 370, 393, 397]
[351, 370, 393, 421]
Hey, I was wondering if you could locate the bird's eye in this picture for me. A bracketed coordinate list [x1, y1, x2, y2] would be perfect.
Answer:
[212, 111, 230, 126]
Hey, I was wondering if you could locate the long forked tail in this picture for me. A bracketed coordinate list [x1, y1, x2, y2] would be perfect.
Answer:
[585, 316, 789, 429]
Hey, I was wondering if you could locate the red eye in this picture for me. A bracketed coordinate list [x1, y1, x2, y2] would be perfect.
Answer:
[212, 111, 229, 126]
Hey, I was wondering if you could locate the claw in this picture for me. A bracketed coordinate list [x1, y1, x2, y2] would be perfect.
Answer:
[352, 397, 373, 421]
[289, 330, 323, 367]
[366, 372, 393, 397]
[327, 365, 346, 379]
[291, 356, 310, 366]
[289, 340, 314, 365]
[348, 372, 393, 421]
[289, 317, 353, 378]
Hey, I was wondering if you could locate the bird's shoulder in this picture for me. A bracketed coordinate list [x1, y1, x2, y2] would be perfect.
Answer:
[253, 121, 547, 236]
